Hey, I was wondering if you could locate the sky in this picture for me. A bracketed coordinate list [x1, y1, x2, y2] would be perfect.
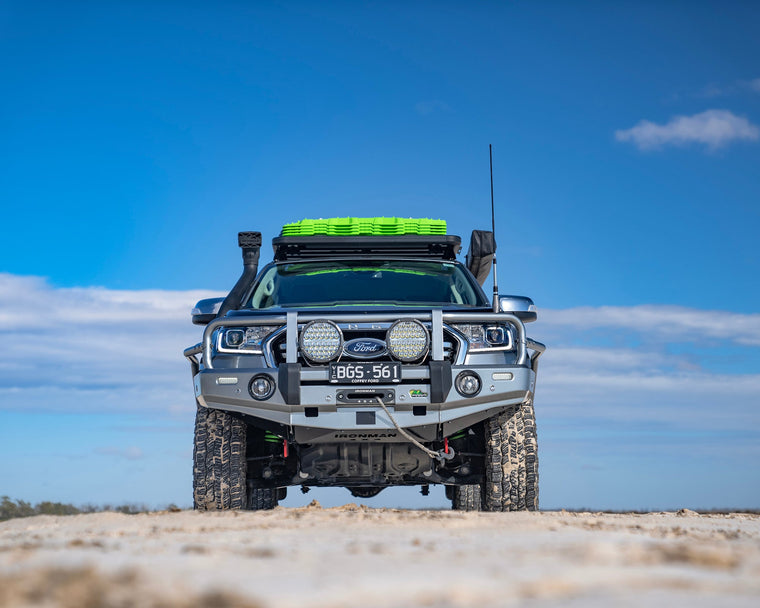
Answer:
[1, 1, 759, 510]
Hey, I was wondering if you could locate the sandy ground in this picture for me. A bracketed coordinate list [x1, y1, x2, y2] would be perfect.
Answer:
[1, 504, 759, 608]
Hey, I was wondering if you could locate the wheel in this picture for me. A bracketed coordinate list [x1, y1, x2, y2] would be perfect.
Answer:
[483, 402, 539, 512]
[248, 487, 278, 510]
[451, 484, 481, 511]
[193, 405, 248, 510]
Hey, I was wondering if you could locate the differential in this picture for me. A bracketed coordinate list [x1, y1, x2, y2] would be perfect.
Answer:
[349, 487, 385, 498]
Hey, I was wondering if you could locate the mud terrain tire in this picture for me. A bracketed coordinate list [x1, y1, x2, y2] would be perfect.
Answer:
[451, 485, 482, 511]
[193, 405, 248, 510]
[483, 402, 539, 511]
[248, 488, 278, 510]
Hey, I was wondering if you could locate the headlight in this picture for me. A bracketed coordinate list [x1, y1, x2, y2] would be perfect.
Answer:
[386, 319, 429, 362]
[299, 320, 343, 364]
[219, 326, 280, 354]
[224, 329, 245, 347]
[450, 323, 513, 351]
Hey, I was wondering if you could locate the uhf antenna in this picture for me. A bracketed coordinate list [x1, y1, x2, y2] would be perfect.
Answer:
[490, 144, 499, 312]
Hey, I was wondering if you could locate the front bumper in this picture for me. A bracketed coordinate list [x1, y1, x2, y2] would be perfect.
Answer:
[194, 363, 536, 441]
[187, 309, 544, 442]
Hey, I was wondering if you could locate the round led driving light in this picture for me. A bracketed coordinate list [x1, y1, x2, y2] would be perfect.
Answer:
[299, 320, 343, 364]
[249, 374, 276, 400]
[387, 319, 429, 362]
[455, 371, 482, 397]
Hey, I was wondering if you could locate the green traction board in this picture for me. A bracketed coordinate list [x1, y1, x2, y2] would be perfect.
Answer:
[280, 217, 447, 236]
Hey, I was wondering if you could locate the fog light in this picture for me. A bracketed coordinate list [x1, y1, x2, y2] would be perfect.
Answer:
[249, 375, 275, 400]
[455, 371, 481, 397]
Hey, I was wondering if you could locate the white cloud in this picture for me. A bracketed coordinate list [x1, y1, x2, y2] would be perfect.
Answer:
[1, 273, 758, 438]
[0, 273, 221, 414]
[748, 78, 760, 93]
[541, 305, 760, 347]
[0, 273, 217, 329]
[538, 348, 760, 431]
[534, 305, 760, 431]
[615, 109, 760, 150]
[4, 274, 756, 510]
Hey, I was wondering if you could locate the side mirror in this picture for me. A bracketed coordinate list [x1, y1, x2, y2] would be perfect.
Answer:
[499, 295, 538, 322]
[192, 297, 225, 325]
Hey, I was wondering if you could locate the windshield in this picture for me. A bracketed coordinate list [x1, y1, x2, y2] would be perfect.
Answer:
[248, 260, 487, 309]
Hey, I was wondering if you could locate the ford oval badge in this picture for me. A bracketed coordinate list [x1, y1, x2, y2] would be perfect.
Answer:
[343, 338, 387, 359]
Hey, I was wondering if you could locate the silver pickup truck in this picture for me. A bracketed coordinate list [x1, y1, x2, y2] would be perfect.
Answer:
[184, 218, 544, 511]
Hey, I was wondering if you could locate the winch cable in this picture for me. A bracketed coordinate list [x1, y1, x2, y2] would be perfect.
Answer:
[374, 397, 455, 463]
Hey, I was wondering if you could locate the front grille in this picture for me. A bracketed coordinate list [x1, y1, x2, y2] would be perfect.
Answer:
[269, 324, 460, 366]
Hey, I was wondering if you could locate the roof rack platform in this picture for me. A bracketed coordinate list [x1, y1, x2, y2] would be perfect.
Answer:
[272, 234, 462, 261]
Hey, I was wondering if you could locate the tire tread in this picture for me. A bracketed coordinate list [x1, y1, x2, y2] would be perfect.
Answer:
[483, 403, 539, 511]
[451, 484, 481, 511]
[193, 406, 248, 510]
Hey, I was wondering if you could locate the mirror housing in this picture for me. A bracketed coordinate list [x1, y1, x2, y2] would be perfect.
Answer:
[191, 297, 225, 325]
[499, 295, 538, 322]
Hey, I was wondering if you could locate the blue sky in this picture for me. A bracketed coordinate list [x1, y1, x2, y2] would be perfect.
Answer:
[1, 1, 759, 509]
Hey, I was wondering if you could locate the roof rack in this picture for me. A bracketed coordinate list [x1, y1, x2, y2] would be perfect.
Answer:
[272, 234, 462, 261]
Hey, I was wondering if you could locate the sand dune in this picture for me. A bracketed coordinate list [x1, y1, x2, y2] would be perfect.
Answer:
[1, 504, 759, 607]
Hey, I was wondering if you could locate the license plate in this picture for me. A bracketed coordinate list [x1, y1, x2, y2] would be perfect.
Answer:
[329, 362, 401, 384]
